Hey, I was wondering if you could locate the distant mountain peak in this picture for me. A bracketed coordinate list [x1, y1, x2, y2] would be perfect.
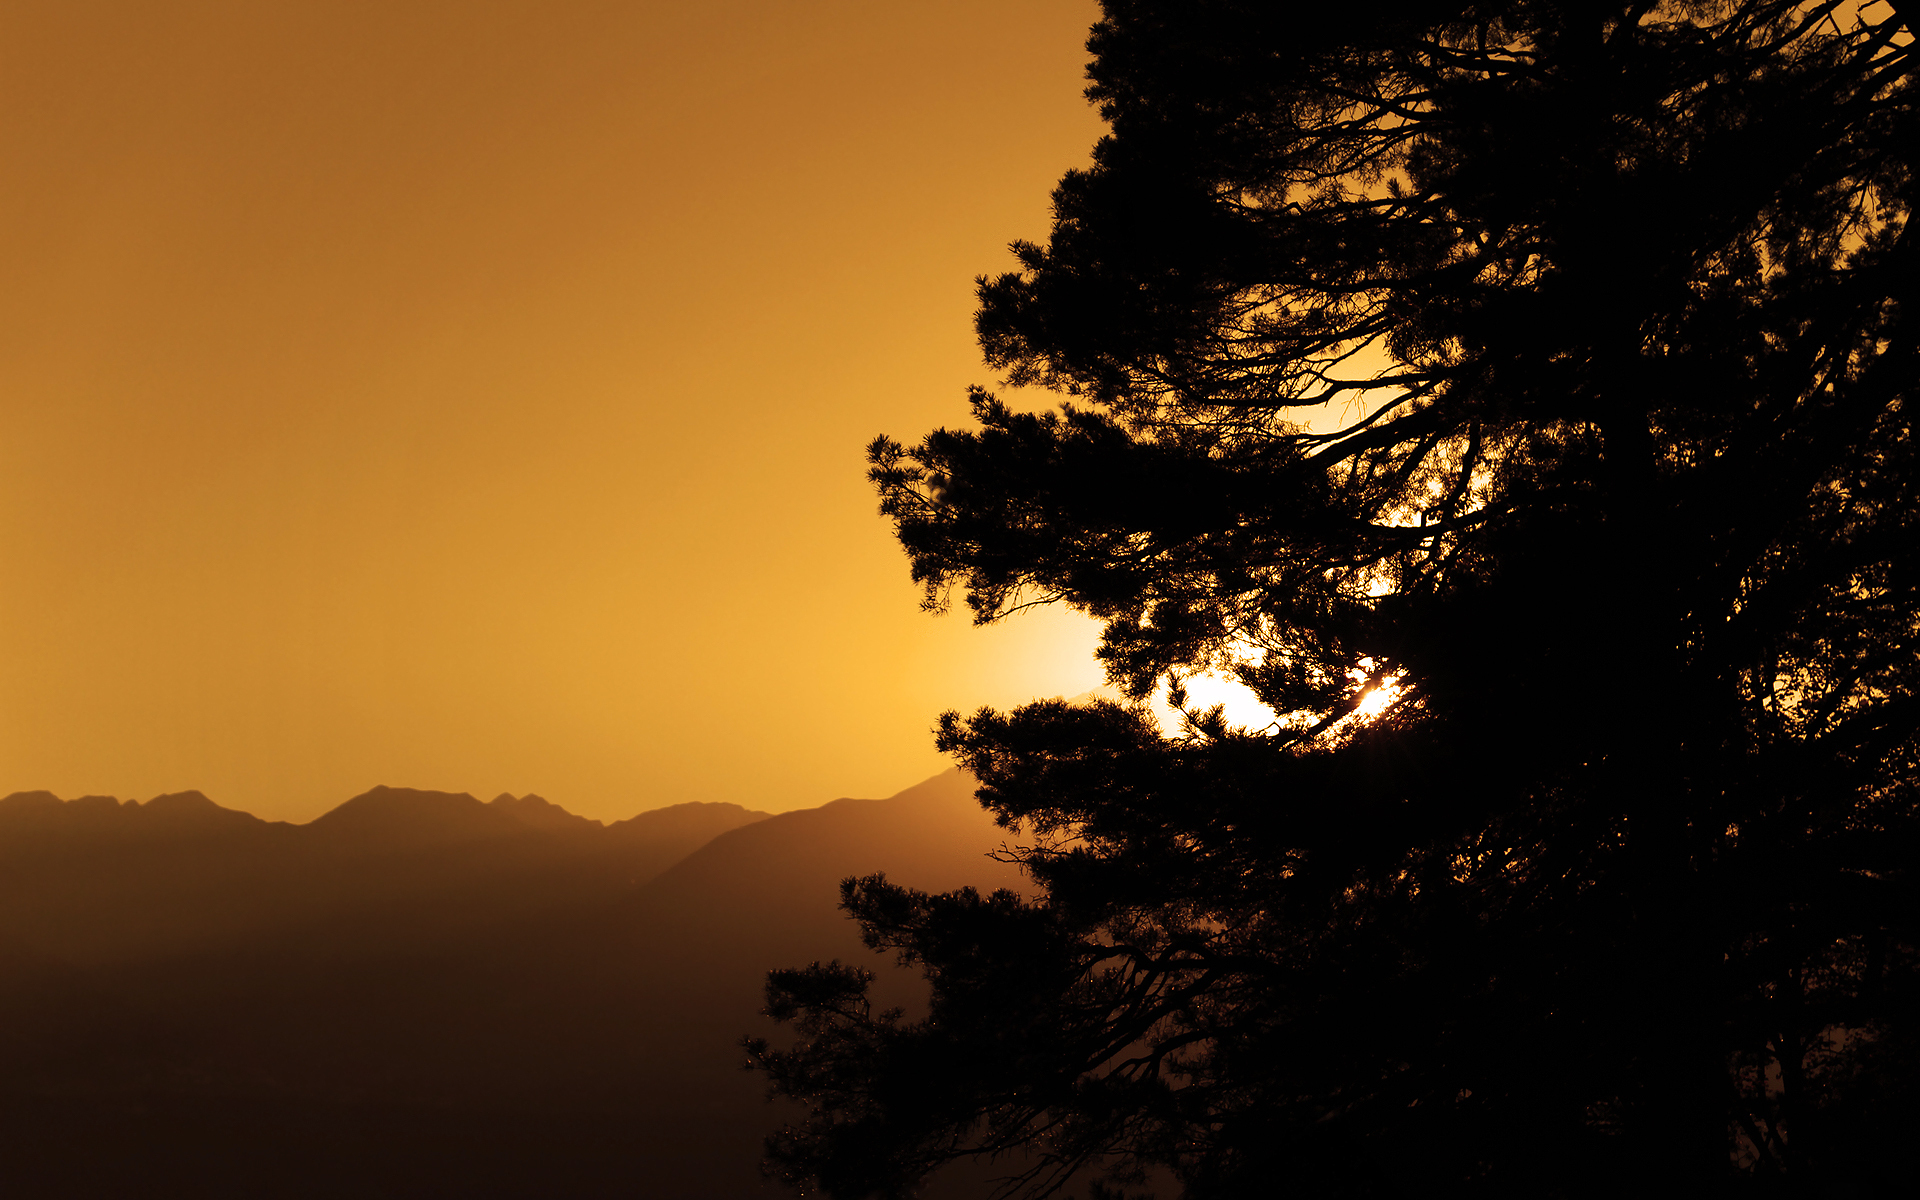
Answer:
[299, 786, 620, 847]
[306, 787, 502, 844]
[488, 791, 604, 833]
[140, 790, 217, 811]
[0, 790, 64, 810]
[0, 790, 276, 851]
[602, 800, 771, 844]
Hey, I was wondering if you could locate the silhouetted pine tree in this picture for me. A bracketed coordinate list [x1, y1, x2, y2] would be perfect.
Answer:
[748, 3, 1918, 1195]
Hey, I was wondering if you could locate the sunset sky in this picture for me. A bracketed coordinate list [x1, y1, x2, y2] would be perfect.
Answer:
[0, 0, 1112, 822]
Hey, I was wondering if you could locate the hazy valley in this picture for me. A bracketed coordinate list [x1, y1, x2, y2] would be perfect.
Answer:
[0, 772, 1022, 1198]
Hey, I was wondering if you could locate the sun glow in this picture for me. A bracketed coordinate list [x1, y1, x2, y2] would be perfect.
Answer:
[1348, 660, 1406, 723]
[1353, 681, 1401, 720]
[1143, 657, 1408, 740]
[1162, 670, 1283, 734]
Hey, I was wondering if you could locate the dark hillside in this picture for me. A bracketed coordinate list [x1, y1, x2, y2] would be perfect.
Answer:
[0, 770, 1017, 1198]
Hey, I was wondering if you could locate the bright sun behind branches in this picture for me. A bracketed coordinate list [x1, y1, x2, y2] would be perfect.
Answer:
[1353, 678, 1402, 721]
[1148, 659, 1406, 739]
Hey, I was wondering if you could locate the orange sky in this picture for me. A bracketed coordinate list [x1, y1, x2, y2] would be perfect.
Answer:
[0, 0, 1110, 822]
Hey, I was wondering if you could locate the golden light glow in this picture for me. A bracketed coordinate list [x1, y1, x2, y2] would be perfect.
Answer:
[1353, 681, 1402, 720]
[1349, 660, 1406, 723]
[1160, 671, 1283, 735]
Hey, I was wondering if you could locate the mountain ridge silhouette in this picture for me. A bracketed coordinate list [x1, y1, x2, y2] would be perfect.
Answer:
[0, 784, 770, 967]
[0, 782, 763, 833]
[0, 768, 1017, 1198]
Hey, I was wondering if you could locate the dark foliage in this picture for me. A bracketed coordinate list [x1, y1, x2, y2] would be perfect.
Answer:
[749, 2, 1918, 1195]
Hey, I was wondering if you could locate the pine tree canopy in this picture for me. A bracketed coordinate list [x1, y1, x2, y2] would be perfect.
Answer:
[747, 2, 1917, 1195]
